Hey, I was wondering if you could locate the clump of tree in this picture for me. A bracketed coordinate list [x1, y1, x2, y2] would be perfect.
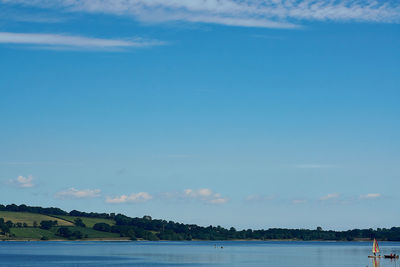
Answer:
[56, 227, 83, 240]
[39, 220, 58, 230]
[14, 222, 28, 228]
[0, 203, 114, 219]
[93, 222, 111, 232]
[74, 218, 86, 227]
[0, 218, 10, 235]
[0, 204, 67, 216]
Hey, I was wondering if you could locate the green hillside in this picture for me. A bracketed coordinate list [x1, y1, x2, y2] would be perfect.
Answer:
[3, 203, 400, 242]
[0, 211, 73, 226]
[0, 210, 122, 240]
[8, 226, 122, 240]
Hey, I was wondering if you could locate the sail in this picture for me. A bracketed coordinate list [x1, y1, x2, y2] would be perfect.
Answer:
[372, 238, 380, 254]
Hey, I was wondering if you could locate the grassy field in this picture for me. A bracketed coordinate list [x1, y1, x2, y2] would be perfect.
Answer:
[8, 226, 122, 240]
[10, 227, 58, 240]
[55, 215, 115, 228]
[0, 211, 73, 226]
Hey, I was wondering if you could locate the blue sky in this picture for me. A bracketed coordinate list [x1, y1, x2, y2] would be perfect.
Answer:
[0, 0, 399, 230]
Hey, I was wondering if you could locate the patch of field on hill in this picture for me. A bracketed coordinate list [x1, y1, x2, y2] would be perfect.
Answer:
[10, 227, 58, 240]
[55, 215, 115, 228]
[0, 211, 73, 226]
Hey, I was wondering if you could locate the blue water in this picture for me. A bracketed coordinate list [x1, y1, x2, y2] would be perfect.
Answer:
[0, 241, 399, 266]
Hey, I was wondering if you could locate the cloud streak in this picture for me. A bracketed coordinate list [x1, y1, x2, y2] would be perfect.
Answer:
[106, 192, 153, 204]
[360, 193, 381, 199]
[55, 188, 101, 199]
[294, 164, 337, 169]
[292, 199, 307, 204]
[2, 0, 400, 28]
[184, 188, 228, 204]
[0, 32, 165, 50]
[320, 193, 340, 201]
[246, 194, 276, 202]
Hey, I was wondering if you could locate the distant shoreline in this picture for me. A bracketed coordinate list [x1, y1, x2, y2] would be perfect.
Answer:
[3, 204, 400, 242]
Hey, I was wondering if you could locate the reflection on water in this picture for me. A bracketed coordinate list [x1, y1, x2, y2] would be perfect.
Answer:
[373, 258, 380, 267]
[0, 241, 400, 266]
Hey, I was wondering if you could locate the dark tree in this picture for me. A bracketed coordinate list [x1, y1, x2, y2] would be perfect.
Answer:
[93, 223, 111, 232]
[56, 227, 72, 238]
[0, 218, 10, 234]
[56, 227, 83, 240]
[74, 218, 86, 227]
[40, 220, 57, 230]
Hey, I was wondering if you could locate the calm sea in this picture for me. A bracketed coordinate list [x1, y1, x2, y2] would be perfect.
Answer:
[0, 241, 399, 266]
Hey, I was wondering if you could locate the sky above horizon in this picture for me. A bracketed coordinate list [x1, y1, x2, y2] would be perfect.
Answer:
[0, 0, 399, 231]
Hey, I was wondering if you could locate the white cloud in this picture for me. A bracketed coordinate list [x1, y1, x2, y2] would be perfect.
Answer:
[184, 188, 212, 198]
[292, 199, 307, 204]
[9, 175, 34, 188]
[360, 193, 381, 199]
[2, 0, 399, 28]
[0, 32, 165, 50]
[209, 197, 228, 204]
[55, 188, 101, 199]
[320, 193, 340, 201]
[105, 192, 153, 204]
[183, 188, 227, 204]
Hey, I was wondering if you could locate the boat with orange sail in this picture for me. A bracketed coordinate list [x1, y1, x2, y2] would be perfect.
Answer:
[368, 238, 399, 259]
[368, 238, 381, 258]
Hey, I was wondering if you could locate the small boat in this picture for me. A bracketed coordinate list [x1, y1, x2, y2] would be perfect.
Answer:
[384, 254, 399, 259]
[368, 238, 382, 258]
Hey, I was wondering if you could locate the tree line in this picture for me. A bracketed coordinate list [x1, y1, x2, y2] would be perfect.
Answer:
[2, 203, 400, 241]
[91, 214, 400, 241]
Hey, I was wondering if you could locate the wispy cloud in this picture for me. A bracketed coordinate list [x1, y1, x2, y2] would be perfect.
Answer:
[0, 32, 165, 51]
[360, 193, 381, 200]
[183, 188, 228, 204]
[320, 193, 340, 201]
[55, 188, 101, 199]
[2, 0, 400, 28]
[106, 192, 153, 204]
[294, 164, 337, 169]
[292, 199, 307, 204]
[0, 9, 66, 23]
[246, 194, 276, 202]
[8, 175, 34, 188]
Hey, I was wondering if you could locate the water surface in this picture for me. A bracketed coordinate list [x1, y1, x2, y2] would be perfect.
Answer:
[1, 241, 399, 266]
